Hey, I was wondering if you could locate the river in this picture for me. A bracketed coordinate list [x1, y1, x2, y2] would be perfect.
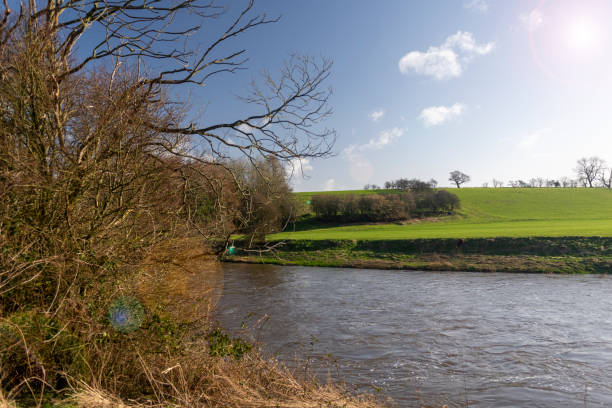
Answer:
[215, 263, 612, 407]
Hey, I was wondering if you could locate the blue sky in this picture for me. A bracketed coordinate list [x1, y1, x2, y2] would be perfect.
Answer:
[187, 0, 612, 190]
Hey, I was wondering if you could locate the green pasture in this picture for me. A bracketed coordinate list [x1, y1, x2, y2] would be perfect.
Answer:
[276, 188, 612, 240]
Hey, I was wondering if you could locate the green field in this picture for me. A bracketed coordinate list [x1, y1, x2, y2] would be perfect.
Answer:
[273, 188, 612, 240]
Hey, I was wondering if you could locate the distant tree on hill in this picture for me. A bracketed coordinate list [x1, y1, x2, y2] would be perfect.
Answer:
[530, 177, 545, 187]
[428, 179, 438, 188]
[600, 168, 612, 189]
[559, 177, 578, 187]
[449, 171, 470, 188]
[492, 179, 504, 188]
[395, 178, 410, 190]
[575, 157, 605, 188]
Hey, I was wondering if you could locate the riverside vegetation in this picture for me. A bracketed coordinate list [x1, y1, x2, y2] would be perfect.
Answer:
[0, 0, 387, 406]
[227, 188, 612, 273]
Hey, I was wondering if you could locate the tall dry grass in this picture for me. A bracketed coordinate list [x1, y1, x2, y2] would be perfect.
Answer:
[64, 353, 383, 408]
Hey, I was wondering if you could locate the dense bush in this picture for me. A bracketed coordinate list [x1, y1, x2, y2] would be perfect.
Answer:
[310, 190, 459, 222]
[414, 190, 461, 215]
[233, 157, 298, 244]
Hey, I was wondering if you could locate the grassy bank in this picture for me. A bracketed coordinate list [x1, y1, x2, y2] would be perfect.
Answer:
[225, 237, 612, 273]
[281, 188, 612, 240]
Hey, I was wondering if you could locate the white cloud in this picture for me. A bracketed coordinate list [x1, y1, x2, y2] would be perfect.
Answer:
[444, 32, 494, 55]
[342, 127, 404, 184]
[420, 103, 466, 127]
[520, 9, 543, 31]
[398, 31, 494, 80]
[285, 158, 313, 181]
[463, 0, 488, 13]
[369, 109, 385, 122]
[344, 127, 404, 155]
[399, 48, 462, 80]
[236, 123, 253, 133]
[364, 127, 404, 150]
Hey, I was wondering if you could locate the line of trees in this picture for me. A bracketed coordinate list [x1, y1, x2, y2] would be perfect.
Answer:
[378, 171, 470, 190]
[504, 178, 578, 188]
[311, 189, 459, 222]
[482, 157, 612, 188]
[383, 178, 438, 191]
[364, 157, 612, 191]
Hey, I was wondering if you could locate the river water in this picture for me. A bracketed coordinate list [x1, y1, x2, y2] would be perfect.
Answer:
[215, 263, 612, 407]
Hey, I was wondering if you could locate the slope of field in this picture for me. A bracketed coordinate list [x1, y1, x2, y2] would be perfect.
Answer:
[275, 188, 612, 240]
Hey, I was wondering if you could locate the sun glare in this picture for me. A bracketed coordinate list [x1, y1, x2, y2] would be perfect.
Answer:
[567, 18, 600, 51]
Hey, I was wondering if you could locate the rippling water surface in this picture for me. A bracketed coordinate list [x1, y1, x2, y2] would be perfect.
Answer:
[215, 264, 612, 407]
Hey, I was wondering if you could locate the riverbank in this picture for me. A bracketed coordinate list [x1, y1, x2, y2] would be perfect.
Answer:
[224, 237, 612, 273]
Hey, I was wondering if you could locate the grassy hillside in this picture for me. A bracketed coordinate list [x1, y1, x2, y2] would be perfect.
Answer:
[276, 188, 612, 240]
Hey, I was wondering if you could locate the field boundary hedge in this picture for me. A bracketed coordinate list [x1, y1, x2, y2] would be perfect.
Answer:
[235, 237, 612, 257]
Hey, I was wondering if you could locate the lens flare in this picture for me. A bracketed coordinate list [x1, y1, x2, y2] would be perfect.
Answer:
[108, 296, 145, 333]
[567, 19, 600, 50]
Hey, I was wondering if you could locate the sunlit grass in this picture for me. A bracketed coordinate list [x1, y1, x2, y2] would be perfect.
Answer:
[279, 188, 612, 240]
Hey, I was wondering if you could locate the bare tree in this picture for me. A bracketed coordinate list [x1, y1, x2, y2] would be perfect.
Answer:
[559, 177, 572, 187]
[449, 171, 470, 188]
[492, 179, 504, 188]
[0, 0, 336, 319]
[600, 168, 612, 189]
[575, 157, 605, 188]
[526, 177, 545, 187]
[1, 0, 335, 173]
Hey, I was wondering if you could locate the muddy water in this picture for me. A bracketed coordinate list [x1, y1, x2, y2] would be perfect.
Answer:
[216, 264, 612, 407]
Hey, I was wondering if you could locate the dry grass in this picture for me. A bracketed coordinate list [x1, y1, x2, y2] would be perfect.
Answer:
[190, 353, 381, 408]
[60, 351, 383, 408]
[69, 382, 133, 408]
[0, 388, 17, 408]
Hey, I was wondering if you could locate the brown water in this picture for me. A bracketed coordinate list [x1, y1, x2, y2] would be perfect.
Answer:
[215, 263, 612, 407]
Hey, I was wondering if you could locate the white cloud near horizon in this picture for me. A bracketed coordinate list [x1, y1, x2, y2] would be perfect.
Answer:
[420, 103, 466, 127]
[285, 158, 313, 185]
[520, 9, 543, 31]
[343, 127, 405, 184]
[463, 0, 488, 13]
[398, 31, 494, 80]
[369, 109, 385, 122]
[344, 127, 405, 155]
